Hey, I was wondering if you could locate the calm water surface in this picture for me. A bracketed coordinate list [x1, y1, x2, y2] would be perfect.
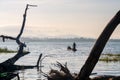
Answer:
[0, 41, 120, 80]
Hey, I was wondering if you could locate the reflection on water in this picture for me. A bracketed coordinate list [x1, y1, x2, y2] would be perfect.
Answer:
[0, 41, 120, 80]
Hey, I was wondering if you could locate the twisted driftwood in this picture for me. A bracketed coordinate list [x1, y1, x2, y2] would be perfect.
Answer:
[76, 10, 120, 80]
[47, 10, 120, 80]
[0, 4, 40, 72]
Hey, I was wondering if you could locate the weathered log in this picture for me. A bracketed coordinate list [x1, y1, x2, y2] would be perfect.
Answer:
[0, 54, 42, 73]
[0, 4, 38, 72]
[91, 75, 120, 80]
[47, 62, 75, 80]
[76, 10, 120, 80]
[45, 10, 120, 80]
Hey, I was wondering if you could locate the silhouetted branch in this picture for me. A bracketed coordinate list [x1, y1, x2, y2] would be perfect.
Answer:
[76, 10, 120, 80]
[0, 35, 16, 42]
[17, 4, 37, 42]
[46, 10, 120, 80]
[47, 62, 74, 80]
[0, 4, 37, 72]
[17, 5, 27, 39]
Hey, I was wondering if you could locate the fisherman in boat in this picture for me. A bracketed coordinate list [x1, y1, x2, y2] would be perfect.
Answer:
[67, 42, 77, 52]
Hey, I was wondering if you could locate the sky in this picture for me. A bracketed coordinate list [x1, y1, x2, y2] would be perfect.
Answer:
[0, 0, 120, 39]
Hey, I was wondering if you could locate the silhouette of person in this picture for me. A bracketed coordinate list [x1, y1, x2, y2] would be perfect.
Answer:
[72, 42, 77, 51]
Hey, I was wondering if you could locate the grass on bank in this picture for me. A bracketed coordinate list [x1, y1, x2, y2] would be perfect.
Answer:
[0, 48, 17, 53]
[99, 53, 120, 62]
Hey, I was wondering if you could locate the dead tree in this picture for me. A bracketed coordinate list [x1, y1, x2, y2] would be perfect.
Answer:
[0, 4, 41, 72]
[76, 10, 120, 80]
[47, 10, 120, 80]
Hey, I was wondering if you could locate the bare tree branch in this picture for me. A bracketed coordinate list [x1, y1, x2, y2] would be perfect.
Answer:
[0, 35, 16, 42]
[76, 10, 120, 80]
[0, 4, 38, 72]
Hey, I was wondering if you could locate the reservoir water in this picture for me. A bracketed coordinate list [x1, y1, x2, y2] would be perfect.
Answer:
[0, 40, 120, 80]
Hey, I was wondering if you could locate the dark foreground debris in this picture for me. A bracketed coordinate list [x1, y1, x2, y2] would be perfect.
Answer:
[46, 10, 120, 80]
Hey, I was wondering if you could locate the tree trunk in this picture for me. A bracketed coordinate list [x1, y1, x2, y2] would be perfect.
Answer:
[0, 4, 39, 72]
[76, 10, 120, 80]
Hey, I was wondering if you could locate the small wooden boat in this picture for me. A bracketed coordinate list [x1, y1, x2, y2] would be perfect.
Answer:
[67, 42, 77, 52]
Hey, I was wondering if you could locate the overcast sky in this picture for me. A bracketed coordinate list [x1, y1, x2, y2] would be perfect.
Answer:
[0, 0, 120, 39]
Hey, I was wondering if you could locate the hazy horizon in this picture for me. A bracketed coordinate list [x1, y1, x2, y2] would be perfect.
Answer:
[0, 0, 120, 39]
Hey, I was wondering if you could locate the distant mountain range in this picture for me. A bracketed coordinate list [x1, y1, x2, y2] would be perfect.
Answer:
[0, 37, 120, 42]
[20, 37, 120, 42]
[21, 37, 95, 42]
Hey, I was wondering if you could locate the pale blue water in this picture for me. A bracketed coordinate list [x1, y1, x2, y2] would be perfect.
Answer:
[0, 40, 120, 80]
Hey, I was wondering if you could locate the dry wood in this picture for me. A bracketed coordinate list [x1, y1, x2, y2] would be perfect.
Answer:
[46, 10, 120, 80]
[0, 4, 39, 72]
[76, 10, 120, 80]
